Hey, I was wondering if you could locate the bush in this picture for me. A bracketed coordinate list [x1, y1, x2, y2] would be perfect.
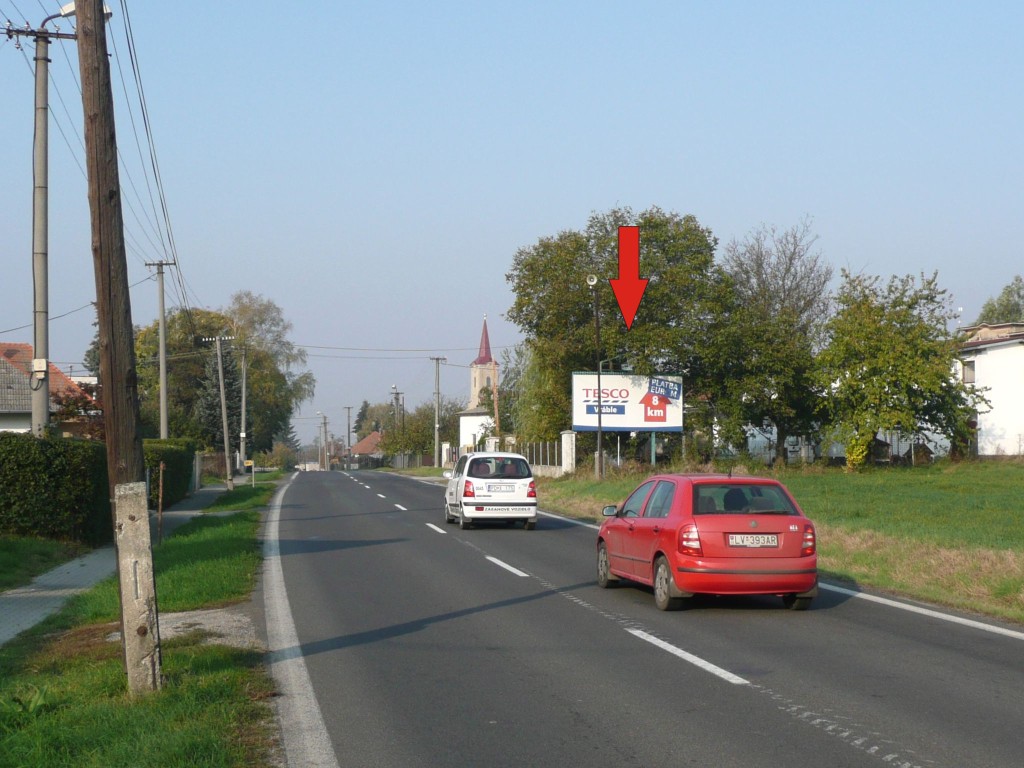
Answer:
[0, 433, 111, 545]
[143, 438, 197, 509]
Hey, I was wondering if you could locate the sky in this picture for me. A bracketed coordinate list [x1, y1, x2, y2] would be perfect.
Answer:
[1, 1, 1022, 445]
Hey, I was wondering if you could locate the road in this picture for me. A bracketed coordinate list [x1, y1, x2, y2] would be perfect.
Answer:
[265, 470, 1024, 768]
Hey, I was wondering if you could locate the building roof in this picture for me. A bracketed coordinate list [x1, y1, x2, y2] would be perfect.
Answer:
[960, 323, 1024, 352]
[0, 342, 90, 412]
[350, 430, 383, 456]
[472, 316, 494, 366]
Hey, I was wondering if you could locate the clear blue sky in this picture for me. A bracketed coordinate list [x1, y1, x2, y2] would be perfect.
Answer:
[2, 1, 1021, 444]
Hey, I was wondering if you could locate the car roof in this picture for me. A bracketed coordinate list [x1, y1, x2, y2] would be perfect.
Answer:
[462, 452, 529, 460]
[643, 473, 783, 485]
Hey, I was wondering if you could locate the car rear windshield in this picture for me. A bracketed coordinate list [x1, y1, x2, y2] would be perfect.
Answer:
[693, 484, 797, 515]
[468, 457, 532, 480]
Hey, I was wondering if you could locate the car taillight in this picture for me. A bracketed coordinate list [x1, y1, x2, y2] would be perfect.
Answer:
[801, 524, 816, 556]
[463, 480, 475, 498]
[678, 524, 702, 557]
[527, 481, 536, 498]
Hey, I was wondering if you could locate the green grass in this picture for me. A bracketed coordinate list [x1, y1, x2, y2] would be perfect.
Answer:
[0, 507, 276, 768]
[205, 483, 278, 514]
[538, 459, 1024, 624]
[0, 537, 88, 591]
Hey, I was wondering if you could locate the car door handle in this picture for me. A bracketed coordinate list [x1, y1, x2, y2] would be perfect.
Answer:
[652, 526, 661, 534]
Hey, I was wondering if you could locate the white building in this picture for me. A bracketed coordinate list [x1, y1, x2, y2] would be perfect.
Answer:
[959, 323, 1024, 456]
[458, 316, 499, 452]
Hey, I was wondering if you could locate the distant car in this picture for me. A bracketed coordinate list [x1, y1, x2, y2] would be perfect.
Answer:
[444, 452, 538, 530]
[596, 474, 818, 610]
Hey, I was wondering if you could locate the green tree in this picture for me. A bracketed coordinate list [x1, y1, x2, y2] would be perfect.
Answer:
[506, 206, 726, 442]
[975, 275, 1024, 324]
[195, 343, 242, 452]
[353, 400, 371, 437]
[815, 271, 984, 468]
[720, 219, 833, 464]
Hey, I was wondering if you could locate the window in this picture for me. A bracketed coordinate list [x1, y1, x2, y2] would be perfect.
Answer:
[962, 360, 976, 384]
[622, 481, 656, 518]
[644, 481, 675, 519]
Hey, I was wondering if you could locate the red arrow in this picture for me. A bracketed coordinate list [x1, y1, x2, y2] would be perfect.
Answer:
[610, 226, 648, 330]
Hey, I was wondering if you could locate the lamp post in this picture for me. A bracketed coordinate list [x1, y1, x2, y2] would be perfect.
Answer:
[587, 274, 604, 480]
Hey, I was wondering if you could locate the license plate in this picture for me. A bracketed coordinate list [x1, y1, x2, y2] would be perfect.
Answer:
[487, 484, 514, 492]
[728, 534, 778, 548]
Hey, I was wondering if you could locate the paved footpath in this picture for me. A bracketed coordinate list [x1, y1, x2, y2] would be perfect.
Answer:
[0, 481, 236, 647]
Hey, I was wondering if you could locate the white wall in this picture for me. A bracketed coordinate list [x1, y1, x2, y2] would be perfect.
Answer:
[969, 343, 1024, 456]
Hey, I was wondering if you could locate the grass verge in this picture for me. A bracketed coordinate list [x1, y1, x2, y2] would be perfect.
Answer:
[0, 538, 89, 591]
[0, 486, 281, 767]
[538, 459, 1024, 625]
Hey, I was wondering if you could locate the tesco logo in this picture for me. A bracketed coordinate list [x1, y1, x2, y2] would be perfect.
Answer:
[582, 388, 630, 399]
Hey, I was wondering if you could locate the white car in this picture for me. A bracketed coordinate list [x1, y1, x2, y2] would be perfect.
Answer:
[443, 452, 538, 530]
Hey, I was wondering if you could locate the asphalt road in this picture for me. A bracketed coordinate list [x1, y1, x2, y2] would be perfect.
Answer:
[266, 470, 1024, 768]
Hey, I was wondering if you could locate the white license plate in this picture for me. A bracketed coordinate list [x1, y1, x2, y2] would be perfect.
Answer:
[487, 484, 514, 492]
[728, 534, 778, 548]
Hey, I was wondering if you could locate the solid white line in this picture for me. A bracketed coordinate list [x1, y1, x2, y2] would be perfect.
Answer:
[426, 523, 447, 534]
[820, 583, 1024, 641]
[394, 504, 407, 511]
[486, 556, 530, 578]
[263, 479, 340, 768]
[627, 628, 749, 685]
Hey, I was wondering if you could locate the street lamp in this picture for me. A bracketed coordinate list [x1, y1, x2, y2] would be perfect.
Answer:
[587, 274, 604, 480]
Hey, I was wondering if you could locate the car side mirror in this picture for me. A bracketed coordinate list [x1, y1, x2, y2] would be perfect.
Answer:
[601, 505, 619, 517]
[443, 470, 453, 479]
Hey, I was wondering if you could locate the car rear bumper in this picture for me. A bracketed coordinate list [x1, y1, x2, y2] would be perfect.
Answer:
[675, 557, 818, 595]
[461, 502, 538, 520]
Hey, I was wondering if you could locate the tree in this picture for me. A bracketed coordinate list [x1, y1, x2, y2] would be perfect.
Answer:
[720, 219, 833, 464]
[195, 342, 242, 452]
[975, 275, 1024, 325]
[353, 400, 371, 437]
[506, 206, 726, 443]
[815, 270, 985, 468]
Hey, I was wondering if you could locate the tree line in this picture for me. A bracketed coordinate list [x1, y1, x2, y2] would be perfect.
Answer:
[495, 206, 996, 469]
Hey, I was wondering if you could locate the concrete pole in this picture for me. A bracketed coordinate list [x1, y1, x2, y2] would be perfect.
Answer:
[345, 405, 353, 467]
[31, 33, 50, 436]
[214, 337, 234, 490]
[431, 357, 445, 468]
[145, 262, 171, 439]
[239, 347, 247, 471]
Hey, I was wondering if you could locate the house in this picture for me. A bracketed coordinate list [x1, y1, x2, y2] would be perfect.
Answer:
[958, 323, 1024, 456]
[0, 342, 92, 435]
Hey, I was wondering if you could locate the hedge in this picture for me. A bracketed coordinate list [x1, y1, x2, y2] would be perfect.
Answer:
[143, 438, 197, 509]
[0, 432, 111, 545]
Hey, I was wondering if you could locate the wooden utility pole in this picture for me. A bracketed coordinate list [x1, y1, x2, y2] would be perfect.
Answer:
[76, 0, 160, 694]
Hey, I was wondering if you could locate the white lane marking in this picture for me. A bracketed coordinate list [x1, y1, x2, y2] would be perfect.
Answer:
[627, 628, 749, 685]
[362, 484, 371, 489]
[263, 478, 340, 768]
[821, 583, 1024, 641]
[377, 493, 386, 498]
[394, 504, 407, 511]
[426, 523, 447, 534]
[539, 509, 599, 530]
[486, 556, 530, 578]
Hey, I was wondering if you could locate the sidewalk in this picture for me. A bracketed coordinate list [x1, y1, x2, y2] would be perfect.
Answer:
[0, 481, 235, 647]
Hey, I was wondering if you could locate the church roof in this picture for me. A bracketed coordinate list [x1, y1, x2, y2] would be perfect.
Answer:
[472, 317, 494, 366]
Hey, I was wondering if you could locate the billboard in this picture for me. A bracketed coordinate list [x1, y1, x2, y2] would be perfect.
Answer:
[571, 373, 683, 432]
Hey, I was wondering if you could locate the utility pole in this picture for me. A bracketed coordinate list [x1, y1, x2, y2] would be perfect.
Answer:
[239, 346, 247, 473]
[344, 405, 352, 468]
[8, 9, 76, 435]
[77, 0, 158, 696]
[430, 356, 446, 467]
[145, 261, 173, 439]
[202, 335, 235, 490]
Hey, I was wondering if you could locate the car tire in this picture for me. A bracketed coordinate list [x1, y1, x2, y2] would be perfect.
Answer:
[444, 504, 455, 524]
[459, 508, 471, 530]
[524, 520, 536, 531]
[596, 541, 618, 588]
[783, 594, 812, 611]
[653, 556, 684, 611]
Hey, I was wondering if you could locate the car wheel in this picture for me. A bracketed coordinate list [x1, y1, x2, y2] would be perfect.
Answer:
[596, 541, 618, 588]
[444, 504, 455, 524]
[524, 520, 536, 531]
[783, 594, 813, 611]
[653, 557, 683, 611]
[458, 508, 471, 530]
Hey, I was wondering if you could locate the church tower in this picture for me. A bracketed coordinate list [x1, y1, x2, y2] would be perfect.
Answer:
[468, 316, 499, 409]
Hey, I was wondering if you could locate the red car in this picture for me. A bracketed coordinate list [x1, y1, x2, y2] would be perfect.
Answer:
[596, 474, 818, 610]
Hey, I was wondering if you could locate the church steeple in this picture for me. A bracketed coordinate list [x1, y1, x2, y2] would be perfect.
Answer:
[473, 315, 494, 365]
[468, 315, 499, 410]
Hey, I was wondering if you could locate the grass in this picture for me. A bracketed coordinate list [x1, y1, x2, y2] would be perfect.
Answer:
[0, 537, 89, 591]
[536, 459, 1024, 625]
[0, 482, 282, 768]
